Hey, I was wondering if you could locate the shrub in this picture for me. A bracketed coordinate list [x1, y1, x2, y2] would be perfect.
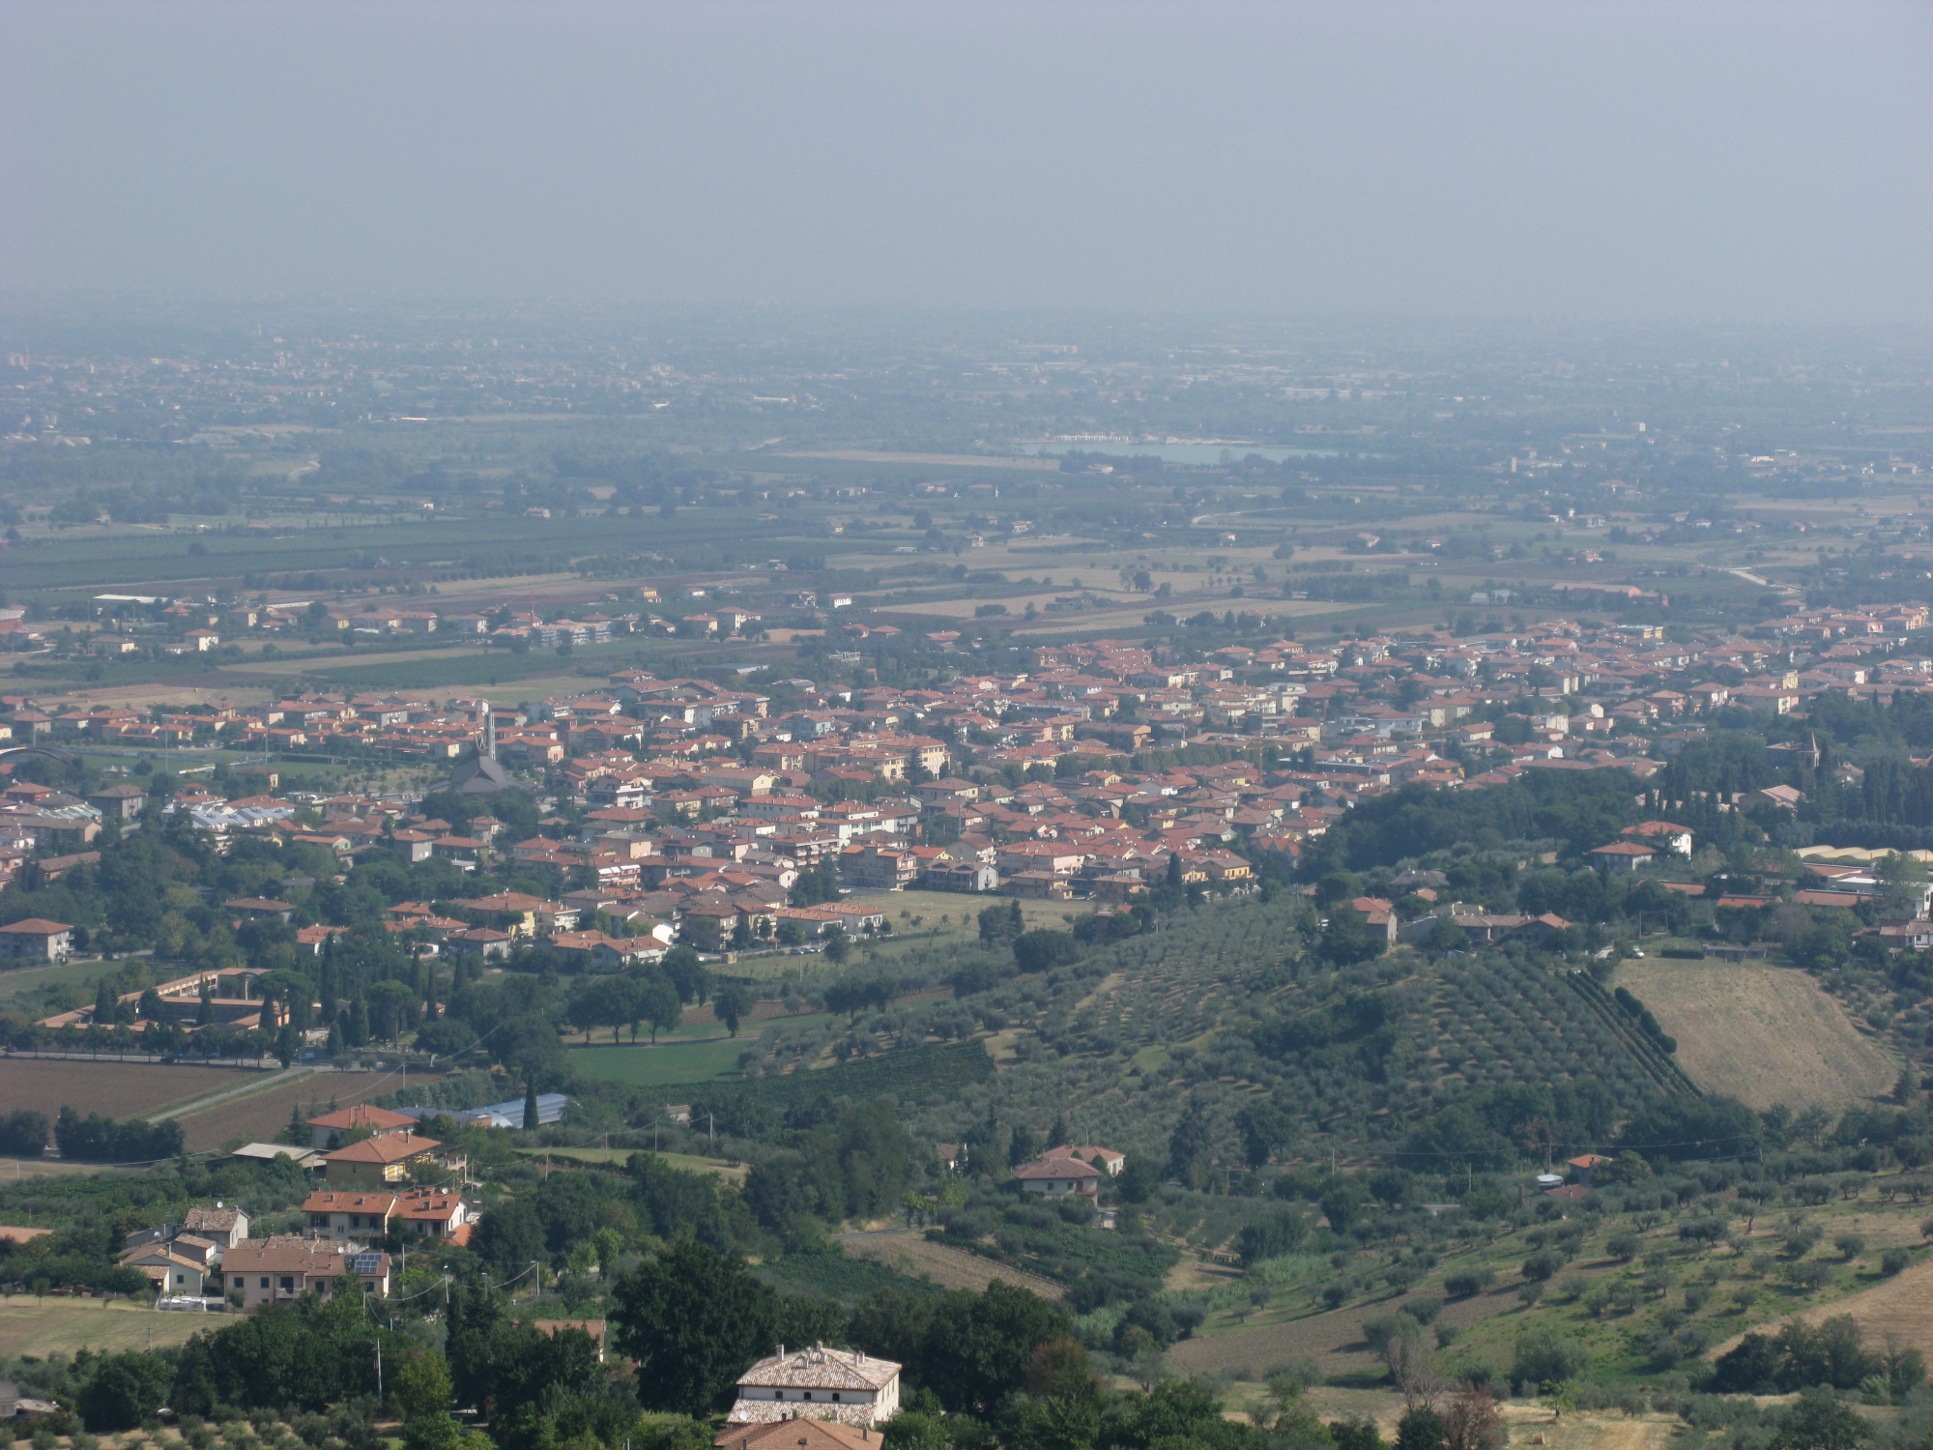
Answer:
[1521, 1249, 1564, 1282]
[1880, 1248, 1912, 1277]
[1833, 1234, 1865, 1262]
[1443, 1268, 1494, 1298]
[1785, 1261, 1832, 1291]
[1394, 1408, 1446, 1450]
[1511, 1330, 1587, 1387]
[0, 1110, 48, 1157]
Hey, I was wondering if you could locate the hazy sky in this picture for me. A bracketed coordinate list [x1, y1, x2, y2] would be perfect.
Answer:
[2, 1, 1927, 324]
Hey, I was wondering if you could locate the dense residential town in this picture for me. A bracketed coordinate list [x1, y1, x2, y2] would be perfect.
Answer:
[7, 596, 1933, 987]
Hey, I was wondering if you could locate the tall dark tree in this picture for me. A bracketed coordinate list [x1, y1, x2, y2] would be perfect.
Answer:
[611, 1242, 778, 1418]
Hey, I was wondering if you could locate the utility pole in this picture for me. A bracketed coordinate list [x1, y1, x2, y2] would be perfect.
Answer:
[375, 1339, 383, 1400]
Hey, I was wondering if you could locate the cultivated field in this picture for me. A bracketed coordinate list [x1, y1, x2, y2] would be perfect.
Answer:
[1617, 960, 1897, 1109]
[0, 1155, 125, 1181]
[0, 1293, 212, 1357]
[1168, 1284, 1518, 1380]
[1493, 1407, 1679, 1450]
[1724, 1258, 1933, 1363]
[0, 1058, 258, 1123]
[839, 1230, 1066, 1299]
[174, 1068, 401, 1152]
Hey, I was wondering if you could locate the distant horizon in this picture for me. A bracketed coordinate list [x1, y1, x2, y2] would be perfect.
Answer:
[3, 290, 1929, 337]
[3, 1, 1926, 327]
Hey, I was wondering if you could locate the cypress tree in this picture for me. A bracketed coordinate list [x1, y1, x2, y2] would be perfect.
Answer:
[523, 1081, 540, 1131]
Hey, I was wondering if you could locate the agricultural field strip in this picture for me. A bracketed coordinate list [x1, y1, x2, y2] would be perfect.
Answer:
[1617, 960, 1898, 1111]
[175, 1070, 401, 1154]
[839, 1229, 1068, 1299]
[0, 1058, 259, 1123]
[148, 1066, 312, 1123]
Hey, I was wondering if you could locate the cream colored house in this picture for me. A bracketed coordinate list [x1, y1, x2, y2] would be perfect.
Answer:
[726, 1345, 902, 1428]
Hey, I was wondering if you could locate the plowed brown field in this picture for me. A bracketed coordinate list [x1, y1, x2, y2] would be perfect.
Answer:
[0, 1058, 248, 1122]
[176, 1069, 402, 1152]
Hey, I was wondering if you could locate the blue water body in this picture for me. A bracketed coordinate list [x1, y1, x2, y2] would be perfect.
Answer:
[1025, 441, 1340, 464]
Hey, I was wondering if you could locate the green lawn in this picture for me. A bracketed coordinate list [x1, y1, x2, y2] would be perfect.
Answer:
[0, 956, 126, 1006]
[565, 1012, 836, 1088]
[872, 890, 1081, 942]
[567, 1035, 756, 1087]
[512, 1145, 746, 1179]
[0, 1295, 210, 1357]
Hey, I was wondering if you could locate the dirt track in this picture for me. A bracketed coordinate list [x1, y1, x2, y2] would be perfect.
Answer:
[176, 1069, 401, 1152]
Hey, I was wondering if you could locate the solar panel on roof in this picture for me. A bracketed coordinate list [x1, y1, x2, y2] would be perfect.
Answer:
[350, 1253, 383, 1275]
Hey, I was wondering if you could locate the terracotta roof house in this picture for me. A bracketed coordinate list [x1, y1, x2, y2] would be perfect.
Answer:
[0, 918, 73, 963]
[1588, 840, 1655, 872]
[303, 1190, 402, 1240]
[715, 1421, 880, 1450]
[221, 1235, 391, 1310]
[726, 1345, 902, 1428]
[323, 1131, 443, 1189]
[120, 1246, 208, 1298]
[1566, 1153, 1613, 1186]
[1054, 1145, 1126, 1175]
[181, 1205, 250, 1250]
[1012, 1151, 1103, 1198]
[307, 1104, 418, 1151]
